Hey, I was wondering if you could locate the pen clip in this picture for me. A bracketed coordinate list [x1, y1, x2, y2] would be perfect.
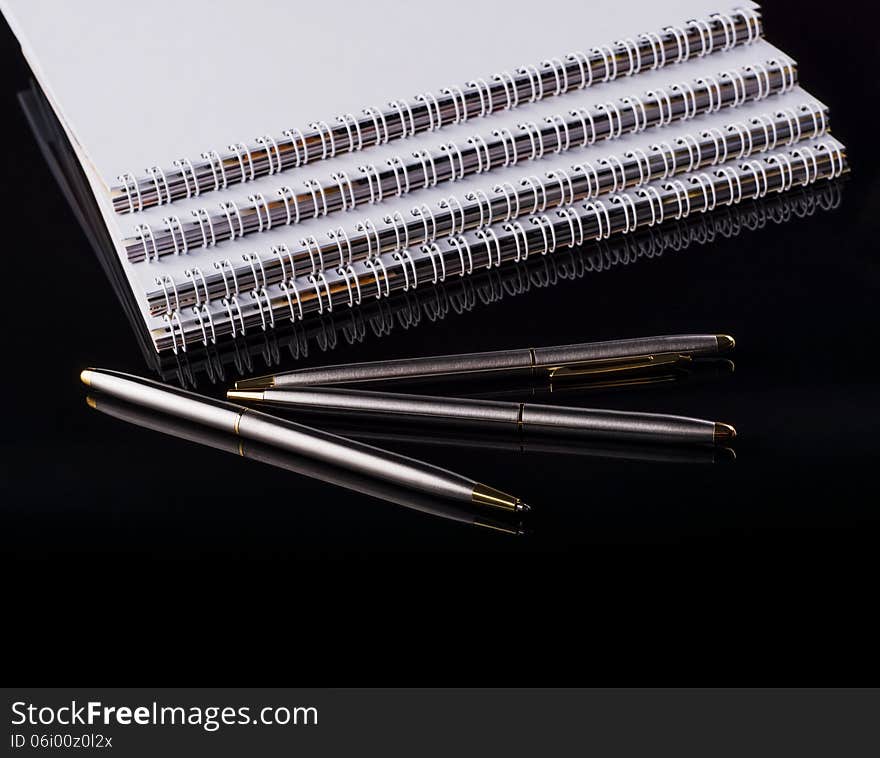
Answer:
[543, 352, 692, 380]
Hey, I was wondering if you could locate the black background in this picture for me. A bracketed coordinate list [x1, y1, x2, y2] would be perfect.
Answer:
[2, 1, 878, 681]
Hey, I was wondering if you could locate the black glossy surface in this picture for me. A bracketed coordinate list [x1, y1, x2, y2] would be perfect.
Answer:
[2, 2, 878, 679]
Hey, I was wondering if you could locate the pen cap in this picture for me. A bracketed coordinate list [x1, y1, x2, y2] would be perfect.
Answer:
[521, 405, 717, 444]
[532, 335, 722, 366]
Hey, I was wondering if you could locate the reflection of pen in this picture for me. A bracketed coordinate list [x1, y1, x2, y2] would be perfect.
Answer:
[235, 334, 735, 389]
[86, 395, 523, 535]
[228, 387, 736, 446]
[466, 359, 735, 399]
[297, 419, 735, 465]
[81, 369, 528, 513]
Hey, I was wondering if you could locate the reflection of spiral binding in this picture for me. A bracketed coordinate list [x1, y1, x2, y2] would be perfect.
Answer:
[150, 138, 847, 353]
[112, 9, 764, 214]
[146, 99, 826, 315]
[125, 57, 797, 262]
[158, 180, 842, 386]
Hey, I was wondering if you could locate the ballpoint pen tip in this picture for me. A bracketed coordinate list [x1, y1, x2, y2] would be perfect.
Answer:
[80, 369, 94, 386]
[472, 483, 527, 513]
[85, 395, 97, 409]
[713, 422, 737, 444]
[516, 501, 531, 513]
[716, 334, 736, 352]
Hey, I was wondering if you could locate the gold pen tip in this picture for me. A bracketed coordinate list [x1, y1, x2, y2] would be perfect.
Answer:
[234, 375, 275, 390]
[85, 395, 97, 409]
[715, 334, 736, 352]
[472, 483, 530, 513]
[80, 369, 95, 387]
[714, 422, 737, 444]
[227, 390, 265, 402]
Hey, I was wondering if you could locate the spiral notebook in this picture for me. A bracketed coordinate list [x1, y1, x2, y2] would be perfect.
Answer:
[2, 0, 849, 355]
[24, 69, 842, 390]
[22, 75, 845, 389]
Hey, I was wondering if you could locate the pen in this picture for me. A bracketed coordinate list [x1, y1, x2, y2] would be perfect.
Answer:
[234, 334, 734, 389]
[80, 369, 529, 513]
[227, 386, 736, 446]
[86, 395, 523, 535]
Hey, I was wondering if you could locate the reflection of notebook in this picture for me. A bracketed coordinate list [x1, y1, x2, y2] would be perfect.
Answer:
[3, 0, 848, 355]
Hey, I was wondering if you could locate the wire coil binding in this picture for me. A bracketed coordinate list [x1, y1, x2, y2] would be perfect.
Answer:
[113, 9, 764, 214]
[125, 56, 796, 263]
[151, 138, 845, 352]
[144, 101, 829, 315]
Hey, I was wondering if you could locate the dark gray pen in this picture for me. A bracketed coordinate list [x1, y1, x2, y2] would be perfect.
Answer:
[81, 369, 528, 513]
[234, 334, 734, 389]
[227, 386, 736, 447]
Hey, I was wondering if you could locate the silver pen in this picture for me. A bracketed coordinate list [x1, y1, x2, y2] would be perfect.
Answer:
[86, 394, 523, 535]
[234, 334, 734, 389]
[81, 369, 528, 513]
[228, 386, 736, 447]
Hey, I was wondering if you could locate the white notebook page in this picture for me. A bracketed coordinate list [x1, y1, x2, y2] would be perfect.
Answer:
[1, 0, 757, 189]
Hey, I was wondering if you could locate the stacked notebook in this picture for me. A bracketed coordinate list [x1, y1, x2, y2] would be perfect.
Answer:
[3, 0, 848, 356]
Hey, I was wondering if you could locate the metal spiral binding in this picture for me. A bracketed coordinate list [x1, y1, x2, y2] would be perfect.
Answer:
[163, 215, 187, 255]
[157, 178, 843, 367]
[146, 166, 172, 206]
[125, 56, 796, 262]
[336, 114, 364, 151]
[134, 223, 159, 262]
[113, 9, 764, 214]
[152, 138, 846, 352]
[172, 158, 199, 199]
[145, 100, 828, 313]
[359, 164, 383, 203]
[163, 178, 842, 380]
[116, 172, 142, 213]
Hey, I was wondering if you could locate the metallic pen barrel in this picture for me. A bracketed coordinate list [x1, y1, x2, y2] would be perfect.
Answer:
[228, 387, 734, 446]
[234, 334, 733, 389]
[236, 348, 536, 389]
[519, 404, 723, 445]
[86, 395, 523, 534]
[531, 334, 732, 367]
[81, 369, 527, 513]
